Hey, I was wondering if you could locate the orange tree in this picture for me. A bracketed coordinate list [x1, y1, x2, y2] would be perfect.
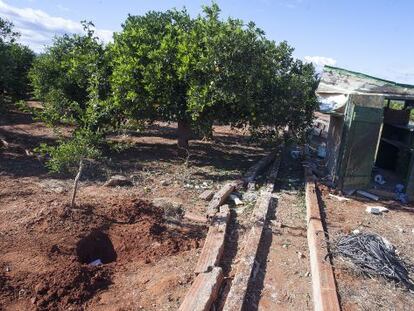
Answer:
[0, 17, 34, 105]
[110, 4, 318, 148]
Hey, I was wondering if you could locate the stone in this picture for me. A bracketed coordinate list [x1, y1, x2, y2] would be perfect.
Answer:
[152, 198, 184, 219]
[38, 179, 67, 193]
[104, 175, 133, 187]
[160, 180, 171, 186]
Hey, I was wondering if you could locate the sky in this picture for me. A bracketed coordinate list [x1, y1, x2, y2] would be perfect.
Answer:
[1, 0, 414, 84]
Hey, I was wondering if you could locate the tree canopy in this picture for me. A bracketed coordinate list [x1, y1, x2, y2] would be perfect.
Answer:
[110, 4, 318, 147]
[30, 22, 113, 174]
[29, 4, 319, 173]
[0, 17, 35, 103]
[30, 22, 113, 130]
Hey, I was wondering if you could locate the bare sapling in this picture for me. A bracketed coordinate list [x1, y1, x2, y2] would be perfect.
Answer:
[70, 159, 84, 207]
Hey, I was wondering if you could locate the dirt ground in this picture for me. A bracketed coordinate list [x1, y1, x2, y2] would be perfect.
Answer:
[319, 185, 414, 311]
[0, 110, 269, 310]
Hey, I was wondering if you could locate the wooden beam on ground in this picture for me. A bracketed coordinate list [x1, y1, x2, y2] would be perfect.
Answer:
[243, 151, 277, 189]
[222, 192, 273, 311]
[195, 205, 230, 274]
[183, 211, 208, 223]
[178, 267, 224, 311]
[265, 149, 282, 192]
[305, 169, 340, 311]
[199, 189, 215, 201]
[206, 182, 237, 218]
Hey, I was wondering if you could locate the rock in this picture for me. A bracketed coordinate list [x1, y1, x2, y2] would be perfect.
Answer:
[38, 179, 67, 194]
[152, 197, 184, 219]
[104, 175, 133, 187]
[160, 180, 171, 186]
[243, 191, 258, 202]
[199, 190, 214, 201]
[153, 197, 181, 209]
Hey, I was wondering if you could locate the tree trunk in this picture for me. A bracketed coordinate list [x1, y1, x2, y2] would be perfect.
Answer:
[177, 120, 192, 149]
[70, 159, 84, 208]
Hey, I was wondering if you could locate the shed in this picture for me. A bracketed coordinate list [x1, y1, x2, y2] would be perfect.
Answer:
[317, 66, 414, 199]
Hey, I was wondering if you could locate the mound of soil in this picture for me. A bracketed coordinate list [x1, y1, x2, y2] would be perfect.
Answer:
[33, 264, 111, 310]
[0, 198, 203, 310]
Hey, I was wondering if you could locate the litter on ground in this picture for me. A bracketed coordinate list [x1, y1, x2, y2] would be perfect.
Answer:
[330, 233, 414, 290]
[365, 206, 389, 215]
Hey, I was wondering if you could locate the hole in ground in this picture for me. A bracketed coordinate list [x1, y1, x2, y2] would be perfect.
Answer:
[76, 230, 117, 264]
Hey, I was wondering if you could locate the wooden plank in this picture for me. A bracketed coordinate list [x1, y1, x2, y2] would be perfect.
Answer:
[265, 150, 282, 192]
[222, 192, 272, 311]
[199, 189, 215, 201]
[178, 267, 224, 311]
[206, 182, 236, 218]
[195, 205, 230, 274]
[305, 176, 340, 311]
[244, 151, 277, 186]
[305, 170, 321, 224]
[183, 211, 208, 223]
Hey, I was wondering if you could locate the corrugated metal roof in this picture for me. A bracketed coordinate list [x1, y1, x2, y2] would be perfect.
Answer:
[317, 66, 414, 99]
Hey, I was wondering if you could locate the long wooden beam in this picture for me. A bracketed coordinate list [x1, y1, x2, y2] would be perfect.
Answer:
[305, 169, 341, 311]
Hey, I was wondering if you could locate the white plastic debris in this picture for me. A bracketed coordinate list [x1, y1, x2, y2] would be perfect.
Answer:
[357, 190, 379, 201]
[366, 206, 389, 215]
[317, 143, 327, 158]
[352, 229, 361, 234]
[374, 174, 386, 185]
[381, 237, 395, 252]
[329, 193, 350, 202]
[89, 259, 103, 266]
[229, 194, 243, 205]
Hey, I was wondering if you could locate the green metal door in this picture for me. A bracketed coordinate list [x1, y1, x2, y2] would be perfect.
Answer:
[340, 104, 383, 190]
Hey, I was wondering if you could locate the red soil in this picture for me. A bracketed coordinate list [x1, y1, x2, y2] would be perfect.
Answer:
[0, 198, 203, 310]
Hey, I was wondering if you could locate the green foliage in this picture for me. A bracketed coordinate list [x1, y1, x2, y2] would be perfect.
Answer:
[30, 21, 114, 130]
[110, 4, 319, 141]
[30, 22, 114, 174]
[0, 17, 19, 43]
[36, 129, 102, 174]
[0, 17, 35, 103]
